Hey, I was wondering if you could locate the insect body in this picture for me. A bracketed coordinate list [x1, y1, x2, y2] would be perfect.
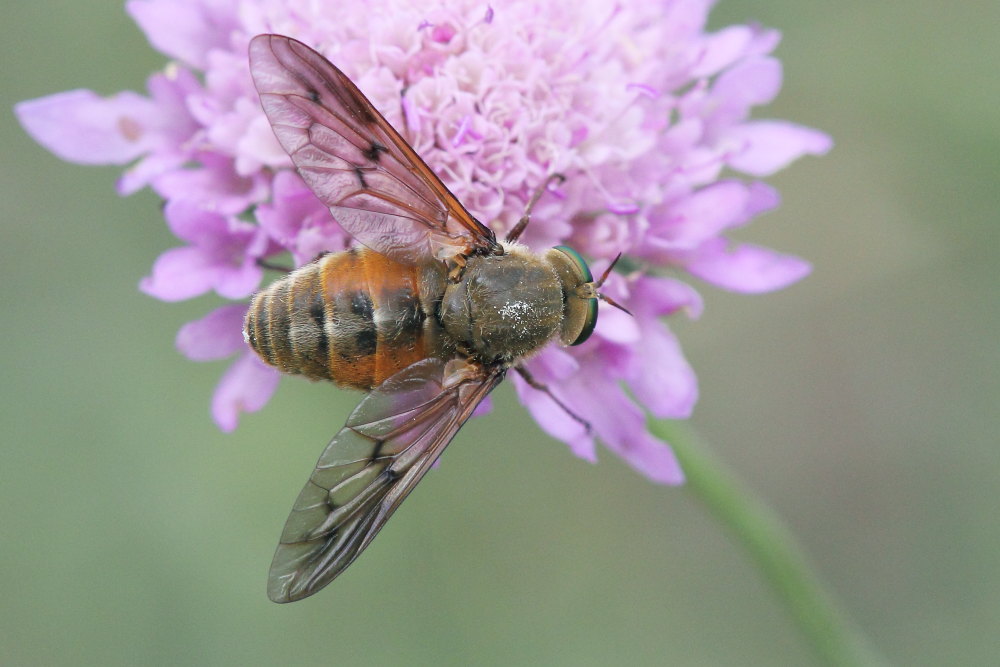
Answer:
[246, 244, 596, 389]
[246, 34, 610, 602]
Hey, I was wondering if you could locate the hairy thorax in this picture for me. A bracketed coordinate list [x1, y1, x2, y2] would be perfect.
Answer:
[439, 245, 564, 363]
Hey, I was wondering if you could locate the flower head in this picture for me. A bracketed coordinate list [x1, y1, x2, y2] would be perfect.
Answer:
[16, 0, 830, 484]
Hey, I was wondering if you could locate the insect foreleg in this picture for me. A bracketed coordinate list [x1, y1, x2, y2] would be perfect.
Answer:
[514, 364, 592, 434]
[505, 173, 566, 243]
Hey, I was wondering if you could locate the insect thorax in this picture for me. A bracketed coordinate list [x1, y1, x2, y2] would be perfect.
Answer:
[439, 245, 566, 363]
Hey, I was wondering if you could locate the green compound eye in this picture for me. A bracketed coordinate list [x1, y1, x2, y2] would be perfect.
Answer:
[554, 245, 593, 282]
[553, 245, 598, 346]
[572, 294, 599, 346]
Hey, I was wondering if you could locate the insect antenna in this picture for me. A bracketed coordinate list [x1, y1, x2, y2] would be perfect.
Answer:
[595, 252, 633, 316]
[598, 293, 632, 316]
[594, 252, 623, 287]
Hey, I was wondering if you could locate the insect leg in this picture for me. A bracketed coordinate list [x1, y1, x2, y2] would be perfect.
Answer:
[514, 364, 592, 434]
[593, 252, 634, 316]
[505, 173, 566, 242]
[257, 259, 293, 273]
[257, 251, 331, 274]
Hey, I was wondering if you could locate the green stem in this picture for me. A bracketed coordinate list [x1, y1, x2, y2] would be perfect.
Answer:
[652, 421, 883, 666]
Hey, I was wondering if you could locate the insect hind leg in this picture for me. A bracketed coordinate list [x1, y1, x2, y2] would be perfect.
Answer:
[257, 251, 332, 274]
[257, 258, 293, 273]
[514, 364, 592, 434]
[505, 174, 565, 243]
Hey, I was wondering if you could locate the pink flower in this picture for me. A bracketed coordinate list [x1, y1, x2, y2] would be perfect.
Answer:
[15, 0, 831, 483]
[175, 304, 280, 432]
[139, 199, 270, 302]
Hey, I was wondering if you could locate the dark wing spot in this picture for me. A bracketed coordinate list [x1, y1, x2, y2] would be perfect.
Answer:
[306, 87, 321, 103]
[362, 141, 388, 163]
[353, 165, 368, 189]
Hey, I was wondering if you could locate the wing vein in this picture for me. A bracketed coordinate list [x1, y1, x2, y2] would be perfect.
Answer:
[249, 33, 496, 266]
[265, 358, 505, 602]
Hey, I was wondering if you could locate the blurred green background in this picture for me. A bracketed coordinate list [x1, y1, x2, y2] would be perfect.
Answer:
[2, 2, 997, 665]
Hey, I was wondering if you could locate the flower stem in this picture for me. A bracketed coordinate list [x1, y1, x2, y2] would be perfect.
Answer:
[653, 421, 884, 666]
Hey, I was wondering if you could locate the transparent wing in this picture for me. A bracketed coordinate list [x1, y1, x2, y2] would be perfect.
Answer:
[268, 357, 505, 603]
[249, 33, 498, 265]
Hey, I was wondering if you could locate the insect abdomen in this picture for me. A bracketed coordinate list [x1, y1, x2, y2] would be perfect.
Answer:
[244, 248, 442, 390]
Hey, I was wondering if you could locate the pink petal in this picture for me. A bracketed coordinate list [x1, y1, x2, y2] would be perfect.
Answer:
[741, 181, 781, 223]
[628, 322, 699, 419]
[726, 121, 833, 176]
[608, 429, 686, 485]
[713, 56, 783, 112]
[212, 353, 281, 432]
[661, 0, 711, 43]
[513, 355, 684, 484]
[528, 347, 581, 382]
[116, 151, 185, 195]
[572, 374, 684, 485]
[631, 275, 704, 320]
[139, 246, 216, 301]
[176, 304, 247, 361]
[15, 90, 153, 164]
[684, 239, 812, 293]
[653, 180, 750, 248]
[238, 114, 292, 168]
[513, 350, 592, 458]
[213, 260, 263, 300]
[691, 26, 754, 78]
[594, 307, 641, 344]
[163, 199, 227, 245]
[255, 170, 349, 264]
[512, 372, 596, 463]
[153, 155, 268, 215]
[471, 396, 494, 418]
[126, 0, 231, 69]
[745, 26, 782, 59]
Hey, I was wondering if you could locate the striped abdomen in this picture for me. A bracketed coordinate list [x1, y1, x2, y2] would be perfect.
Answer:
[244, 248, 448, 390]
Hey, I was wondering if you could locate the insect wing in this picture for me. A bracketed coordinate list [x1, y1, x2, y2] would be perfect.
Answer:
[249, 34, 497, 265]
[268, 357, 505, 603]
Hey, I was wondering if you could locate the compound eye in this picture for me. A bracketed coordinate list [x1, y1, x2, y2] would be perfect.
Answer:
[553, 245, 592, 282]
[552, 246, 598, 346]
[571, 296, 599, 346]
